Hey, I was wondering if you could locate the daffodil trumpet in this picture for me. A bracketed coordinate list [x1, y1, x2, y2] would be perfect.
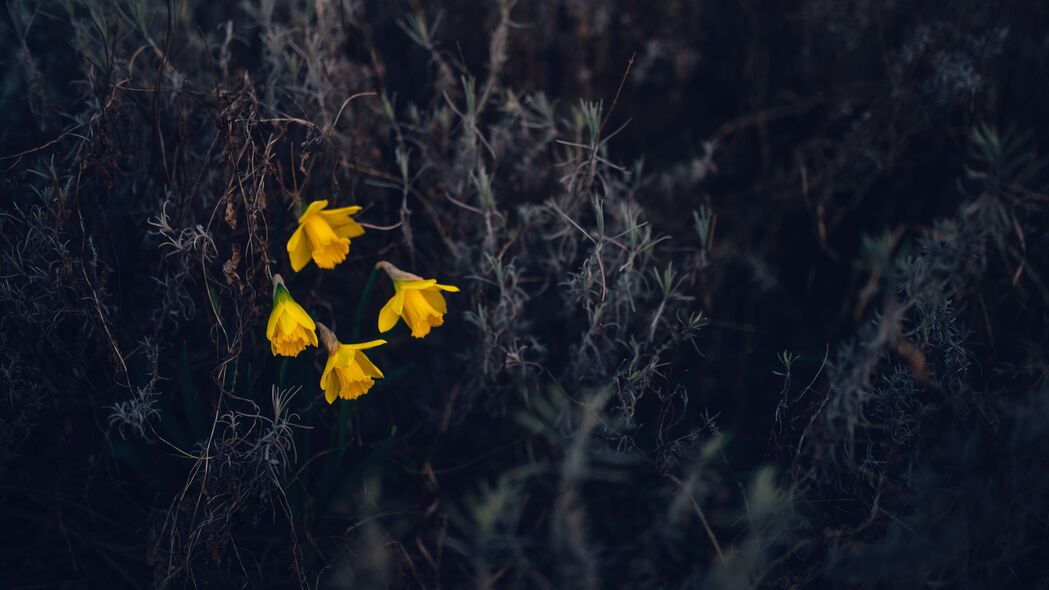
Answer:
[375, 261, 460, 339]
[266, 274, 318, 357]
[316, 322, 386, 403]
[287, 199, 365, 272]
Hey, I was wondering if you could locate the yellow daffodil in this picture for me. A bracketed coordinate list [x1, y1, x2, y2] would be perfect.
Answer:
[287, 199, 365, 271]
[376, 261, 460, 339]
[317, 323, 385, 403]
[266, 276, 318, 356]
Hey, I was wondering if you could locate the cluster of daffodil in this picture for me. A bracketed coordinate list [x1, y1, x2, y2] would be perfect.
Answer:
[265, 200, 459, 404]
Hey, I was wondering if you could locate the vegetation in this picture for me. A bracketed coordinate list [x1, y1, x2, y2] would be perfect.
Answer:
[2, 1, 1048, 587]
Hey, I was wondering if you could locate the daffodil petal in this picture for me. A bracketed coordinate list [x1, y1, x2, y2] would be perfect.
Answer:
[341, 359, 367, 381]
[377, 294, 403, 332]
[300, 200, 329, 220]
[344, 339, 387, 350]
[266, 300, 284, 339]
[320, 354, 336, 388]
[421, 288, 448, 314]
[397, 279, 438, 290]
[320, 205, 365, 239]
[328, 216, 365, 239]
[320, 205, 362, 217]
[401, 291, 434, 338]
[284, 300, 316, 330]
[288, 226, 312, 272]
[405, 289, 438, 315]
[324, 377, 338, 404]
[355, 351, 384, 379]
[267, 286, 317, 357]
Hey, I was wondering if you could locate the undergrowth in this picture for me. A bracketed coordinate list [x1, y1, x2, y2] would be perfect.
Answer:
[2, 0, 1048, 588]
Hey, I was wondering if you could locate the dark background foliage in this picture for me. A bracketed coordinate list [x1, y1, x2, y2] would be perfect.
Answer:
[2, 0, 1049, 587]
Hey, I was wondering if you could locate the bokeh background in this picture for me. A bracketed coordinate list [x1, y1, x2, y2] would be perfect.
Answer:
[3, 1, 1049, 587]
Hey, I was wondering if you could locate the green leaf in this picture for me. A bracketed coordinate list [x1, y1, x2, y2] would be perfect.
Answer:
[352, 266, 380, 341]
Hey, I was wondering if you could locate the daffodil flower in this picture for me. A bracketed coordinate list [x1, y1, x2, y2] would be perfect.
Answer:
[376, 261, 460, 339]
[287, 199, 365, 271]
[316, 323, 385, 403]
[266, 276, 318, 356]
